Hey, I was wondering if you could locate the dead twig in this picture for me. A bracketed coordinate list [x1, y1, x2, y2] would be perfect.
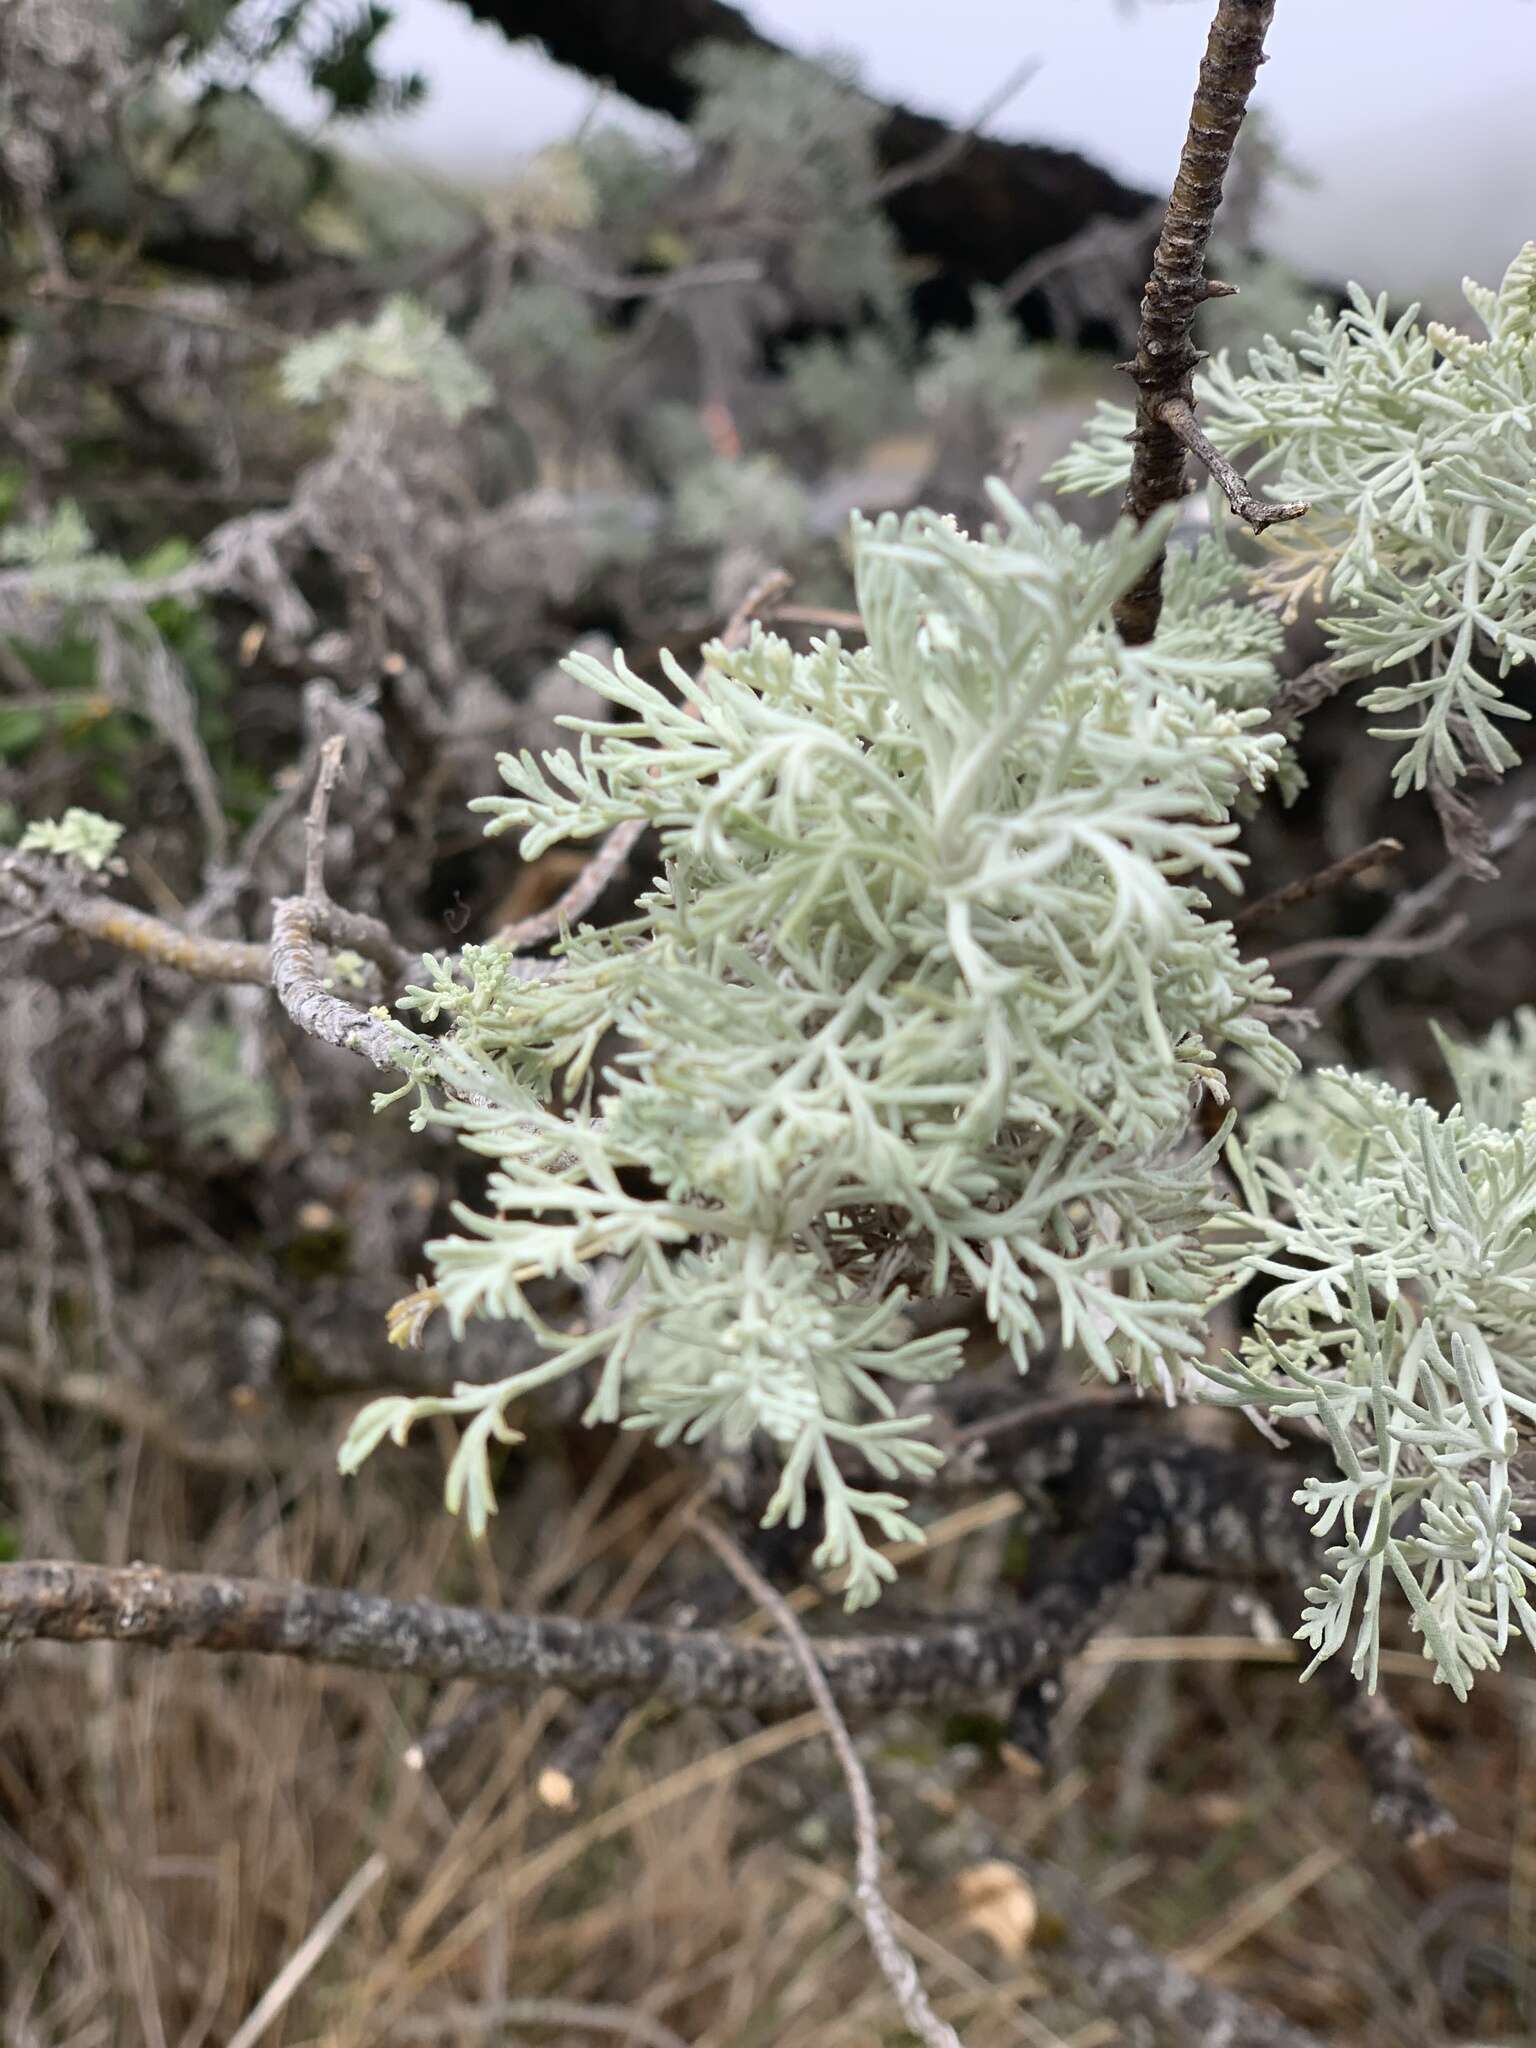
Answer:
[768, 603, 866, 636]
[265, 736, 419, 1067]
[717, 567, 794, 652]
[268, 896, 406, 1071]
[1157, 393, 1308, 534]
[693, 1515, 964, 2048]
[1306, 779, 1536, 1017]
[1260, 658, 1349, 733]
[403, 1682, 520, 1775]
[1115, 0, 1295, 644]
[302, 732, 348, 905]
[871, 57, 1043, 203]
[997, 201, 1163, 317]
[0, 978, 63, 1367]
[3, 852, 272, 983]
[494, 819, 646, 954]
[0, 1555, 1124, 1713]
[1232, 837, 1402, 934]
[535, 1693, 632, 1809]
[2, 842, 412, 988]
[224, 1853, 388, 2048]
[1267, 912, 1467, 973]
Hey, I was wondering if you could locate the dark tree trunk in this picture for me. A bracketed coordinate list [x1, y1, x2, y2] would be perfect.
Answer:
[456, 0, 1156, 295]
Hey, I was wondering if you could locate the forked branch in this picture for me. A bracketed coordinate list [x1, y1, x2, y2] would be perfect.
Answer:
[1158, 394, 1308, 532]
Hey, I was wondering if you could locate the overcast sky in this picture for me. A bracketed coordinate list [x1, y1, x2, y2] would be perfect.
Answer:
[281, 0, 1536, 297]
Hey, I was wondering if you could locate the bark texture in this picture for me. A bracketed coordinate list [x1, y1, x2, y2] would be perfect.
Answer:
[268, 896, 406, 1071]
[1115, 0, 1282, 643]
[0, 1555, 1128, 1712]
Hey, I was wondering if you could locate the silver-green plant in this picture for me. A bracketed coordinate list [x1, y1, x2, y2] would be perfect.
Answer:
[17, 806, 125, 871]
[280, 293, 492, 423]
[1049, 244, 1536, 798]
[1215, 1034, 1536, 1698]
[340, 491, 1294, 1605]
[335, 241, 1536, 1687]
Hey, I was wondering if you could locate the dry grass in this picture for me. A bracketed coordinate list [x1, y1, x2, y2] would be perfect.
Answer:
[1, 1393, 1533, 2048]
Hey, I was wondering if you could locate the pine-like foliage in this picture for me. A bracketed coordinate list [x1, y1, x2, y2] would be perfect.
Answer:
[340, 492, 1294, 1604]
[1216, 1026, 1536, 1696]
[1049, 245, 1536, 796]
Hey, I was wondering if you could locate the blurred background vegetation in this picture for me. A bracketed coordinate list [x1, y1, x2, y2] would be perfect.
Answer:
[1, 5, 1534, 2043]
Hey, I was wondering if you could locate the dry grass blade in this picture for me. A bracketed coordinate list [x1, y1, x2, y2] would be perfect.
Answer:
[1172, 1844, 1345, 1977]
[225, 1851, 388, 2048]
[391, 1994, 689, 2047]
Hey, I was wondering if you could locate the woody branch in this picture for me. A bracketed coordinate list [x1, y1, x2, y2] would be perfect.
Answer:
[1114, 0, 1307, 645]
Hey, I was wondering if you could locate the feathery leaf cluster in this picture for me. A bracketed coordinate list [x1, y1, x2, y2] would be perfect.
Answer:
[341, 492, 1294, 1603]
[1216, 1039, 1536, 1695]
[280, 294, 493, 423]
[1049, 246, 1536, 795]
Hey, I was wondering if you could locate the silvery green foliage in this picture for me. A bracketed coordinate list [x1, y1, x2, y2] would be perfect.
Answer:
[18, 807, 124, 869]
[684, 44, 902, 323]
[477, 282, 613, 394]
[1147, 511, 1300, 808]
[1047, 245, 1536, 796]
[1432, 1010, 1536, 1134]
[340, 491, 1294, 1604]
[280, 294, 492, 423]
[673, 455, 809, 560]
[915, 291, 1042, 425]
[1218, 1048, 1536, 1697]
[782, 330, 914, 459]
[0, 501, 127, 597]
[160, 1013, 280, 1161]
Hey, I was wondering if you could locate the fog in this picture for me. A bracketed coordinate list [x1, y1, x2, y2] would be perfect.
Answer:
[275, 0, 1536, 299]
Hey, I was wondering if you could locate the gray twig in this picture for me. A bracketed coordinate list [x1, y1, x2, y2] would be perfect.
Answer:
[0, 1555, 1136, 1712]
[1267, 913, 1467, 973]
[693, 1516, 964, 2048]
[1158, 393, 1308, 533]
[495, 817, 646, 953]
[3, 851, 272, 984]
[268, 896, 406, 1071]
[0, 1422, 1452, 1853]
[870, 58, 1043, 203]
[1261, 658, 1349, 733]
[1, 978, 63, 1366]
[302, 732, 349, 904]
[1306, 781, 1536, 1017]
